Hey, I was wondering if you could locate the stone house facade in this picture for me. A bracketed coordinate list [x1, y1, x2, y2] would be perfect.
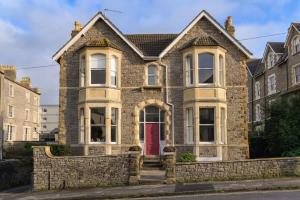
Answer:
[0, 66, 41, 147]
[54, 10, 252, 161]
[40, 105, 59, 142]
[247, 23, 300, 133]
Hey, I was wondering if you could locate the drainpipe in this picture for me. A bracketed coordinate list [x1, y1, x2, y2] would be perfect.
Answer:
[159, 60, 175, 146]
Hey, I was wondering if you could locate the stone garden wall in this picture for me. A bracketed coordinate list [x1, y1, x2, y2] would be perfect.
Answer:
[33, 146, 140, 191]
[176, 157, 300, 182]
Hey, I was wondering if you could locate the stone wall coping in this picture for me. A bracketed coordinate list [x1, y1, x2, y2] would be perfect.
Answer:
[127, 151, 141, 154]
[164, 152, 176, 155]
[176, 157, 300, 165]
[32, 146, 129, 159]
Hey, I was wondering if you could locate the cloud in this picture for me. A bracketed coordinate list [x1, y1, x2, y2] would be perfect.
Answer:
[0, 0, 298, 104]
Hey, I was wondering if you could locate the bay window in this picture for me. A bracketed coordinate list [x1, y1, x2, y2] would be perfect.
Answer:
[111, 56, 118, 87]
[220, 108, 226, 144]
[185, 55, 194, 86]
[199, 108, 215, 143]
[148, 65, 157, 86]
[198, 53, 214, 84]
[111, 108, 118, 143]
[90, 108, 106, 142]
[186, 108, 194, 144]
[295, 65, 300, 84]
[80, 56, 86, 87]
[292, 36, 300, 55]
[79, 108, 85, 143]
[90, 54, 106, 85]
[219, 55, 224, 86]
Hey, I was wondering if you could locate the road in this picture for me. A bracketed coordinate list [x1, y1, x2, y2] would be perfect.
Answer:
[133, 190, 300, 200]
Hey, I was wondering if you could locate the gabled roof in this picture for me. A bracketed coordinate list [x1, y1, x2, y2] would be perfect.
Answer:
[159, 10, 252, 58]
[262, 42, 285, 62]
[125, 34, 178, 57]
[247, 58, 261, 76]
[79, 38, 121, 51]
[53, 12, 144, 61]
[284, 22, 300, 47]
[180, 36, 224, 50]
[53, 10, 252, 61]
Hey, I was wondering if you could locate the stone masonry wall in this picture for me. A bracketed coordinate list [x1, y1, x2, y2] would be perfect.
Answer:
[176, 157, 300, 182]
[33, 146, 132, 191]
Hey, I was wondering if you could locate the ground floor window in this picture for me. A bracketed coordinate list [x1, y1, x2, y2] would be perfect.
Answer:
[199, 108, 215, 143]
[23, 127, 30, 141]
[90, 108, 106, 142]
[6, 125, 14, 141]
[111, 108, 118, 143]
[79, 108, 85, 143]
[186, 108, 194, 144]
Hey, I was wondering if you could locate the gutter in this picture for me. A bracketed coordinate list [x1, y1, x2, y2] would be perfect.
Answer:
[159, 60, 175, 146]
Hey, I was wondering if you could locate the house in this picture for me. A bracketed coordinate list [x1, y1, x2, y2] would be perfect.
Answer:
[40, 105, 59, 142]
[53, 10, 252, 161]
[0, 65, 41, 150]
[247, 23, 300, 133]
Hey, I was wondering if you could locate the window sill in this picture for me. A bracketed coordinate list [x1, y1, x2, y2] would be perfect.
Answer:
[199, 142, 215, 145]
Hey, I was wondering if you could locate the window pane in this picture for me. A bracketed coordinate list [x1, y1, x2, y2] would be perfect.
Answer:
[111, 108, 117, 125]
[91, 69, 105, 84]
[146, 113, 159, 122]
[199, 69, 214, 83]
[160, 123, 165, 141]
[148, 65, 156, 75]
[146, 106, 159, 114]
[111, 72, 116, 86]
[111, 56, 117, 86]
[160, 110, 165, 122]
[139, 123, 144, 141]
[200, 108, 214, 124]
[111, 126, 116, 143]
[91, 108, 105, 125]
[186, 55, 193, 85]
[200, 126, 214, 142]
[91, 54, 105, 69]
[148, 65, 157, 85]
[91, 126, 105, 142]
[219, 55, 224, 85]
[140, 110, 144, 122]
[148, 76, 156, 85]
[199, 53, 214, 69]
[221, 108, 225, 143]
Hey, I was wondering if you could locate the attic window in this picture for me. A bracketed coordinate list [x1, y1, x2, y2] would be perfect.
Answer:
[292, 36, 300, 55]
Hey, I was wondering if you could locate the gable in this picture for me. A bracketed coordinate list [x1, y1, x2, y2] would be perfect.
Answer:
[284, 23, 300, 47]
[159, 10, 252, 58]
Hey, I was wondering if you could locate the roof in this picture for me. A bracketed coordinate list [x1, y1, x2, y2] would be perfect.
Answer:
[284, 22, 300, 47]
[247, 59, 261, 76]
[268, 42, 285, 54]
[79, 38, 121, 51]
[53, 10, 252, 61]
[125, 34, 178, 57]
[292, 23, 300, 32]
[180, 36, 224, 50]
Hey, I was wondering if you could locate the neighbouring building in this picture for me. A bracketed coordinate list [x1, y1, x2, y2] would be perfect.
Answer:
[40, 105, 59, 142]
[247, 23, 300, 133]
[0, 65, 41, 150]
[53, 10, 252, 161]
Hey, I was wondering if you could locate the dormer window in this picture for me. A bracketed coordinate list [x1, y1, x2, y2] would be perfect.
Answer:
[185, 55, 194, 86]
[267, 52, 276, 69]
[147, 65, 157, 86]
[198, 53, 214, 84]
[292, 36, 300, 55]
[90, 54, 106, 85]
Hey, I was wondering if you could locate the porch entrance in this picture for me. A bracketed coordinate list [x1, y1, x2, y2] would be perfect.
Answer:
[140, 106, 165, 156]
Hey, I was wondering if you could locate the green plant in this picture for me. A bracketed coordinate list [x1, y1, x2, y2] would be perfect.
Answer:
[178, 152, 196, 162]
[49, 144, 70, 156]
[282, 147, 300, 157]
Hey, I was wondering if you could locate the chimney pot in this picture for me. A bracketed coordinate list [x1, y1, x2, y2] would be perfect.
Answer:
[0, 65, 16, 81]
[225, 16, 235, 37]
[71, 21, 82, 38]
[20, 76, 32, 88]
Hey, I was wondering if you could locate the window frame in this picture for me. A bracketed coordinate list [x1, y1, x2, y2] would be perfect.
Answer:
[23, 126, 31, 141]
[220, 107, 226, 144]
[185, 54, 194, 86]
[185, 107, 194, 144]
[147, 64, 158, 86]
[80, 55, 86, 87]
[294, 65, 300, 84]
[8, 105, 14, 118]
[199, 107, 215, 144]
[110, 55, 118, 87]
[255, 104, 261, 122]
[292, 35, 300, 55]
[90, 107, 106, 144]
[255, 81, 261, 100]
[219, 55, 224, 86]
[89, 54, 107, 86]
[198, 53, 215, 85]
[79, 108, 85, 144]
[9, 84, 14, 97]
[267, 74, 276, 95]
[25, 109, 30, 121]
[6, 124, 14, 141]
[111, 107, 118, 144]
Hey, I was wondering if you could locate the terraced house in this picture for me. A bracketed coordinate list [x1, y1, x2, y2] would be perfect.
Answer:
[247, 23, 300, 133]
[54, 10, 252, 161]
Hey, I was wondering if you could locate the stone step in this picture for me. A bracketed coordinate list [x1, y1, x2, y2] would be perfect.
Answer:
[140, 169, 166, 185]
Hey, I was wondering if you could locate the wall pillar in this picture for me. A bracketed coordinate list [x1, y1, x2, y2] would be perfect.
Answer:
[164, 150, 176, 183]
[128, 150, 141, 185]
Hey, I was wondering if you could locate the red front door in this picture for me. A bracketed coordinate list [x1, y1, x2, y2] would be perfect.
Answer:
[146, 123, 159, 155]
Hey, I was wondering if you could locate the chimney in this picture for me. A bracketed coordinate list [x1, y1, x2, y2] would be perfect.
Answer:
[225, 16, 235, 37]
[0, 65, 16, 81]
[71, 21, 82, 38]
[20, 76, 32, 88]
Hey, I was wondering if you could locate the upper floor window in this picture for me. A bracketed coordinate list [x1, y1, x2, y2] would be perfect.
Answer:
[6, 125, 14, 141]
[25, 109, 30, 121]
[295, 65, 300, 84]
[8, 105, 14, 118]
[219, 55, 224, 86]
[147, 65, 157, 86]
[292, 36, 300, 55]
[185, 108, 194, 144]
[255, 104, 261, 121]
[199, 108, 215, 143]
[255, 81, 261, 99]
[111, 56, 118, 87]
[185, 55, 194, 86]
[267, 52, 276, 69]
[80, 56, 86, 87]
[9, 84, 14, 97]
[90, 54, 106, 85]
[33, 96, 38, 106]
[198, 53, 214, 84]
[267, 74, 276, 95]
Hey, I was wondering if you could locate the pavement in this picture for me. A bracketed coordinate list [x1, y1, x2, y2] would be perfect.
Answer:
[0, 178, 300, 200]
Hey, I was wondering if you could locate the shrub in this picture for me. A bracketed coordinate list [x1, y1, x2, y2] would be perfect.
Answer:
[49, 144, 70, 156]
[282, 148, 300, 157]
[178, 152, 196, 162]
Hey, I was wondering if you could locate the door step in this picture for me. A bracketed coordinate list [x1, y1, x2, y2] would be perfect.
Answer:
[140, 169, 165, 185]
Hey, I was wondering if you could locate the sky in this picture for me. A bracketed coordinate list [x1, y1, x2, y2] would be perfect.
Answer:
[0, 0, 299, 104]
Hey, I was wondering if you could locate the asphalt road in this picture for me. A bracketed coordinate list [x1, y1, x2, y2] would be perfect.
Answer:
[133, 190, 300, 200]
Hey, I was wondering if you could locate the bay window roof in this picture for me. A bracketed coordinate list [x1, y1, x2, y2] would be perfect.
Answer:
[180, 36, 225, 50]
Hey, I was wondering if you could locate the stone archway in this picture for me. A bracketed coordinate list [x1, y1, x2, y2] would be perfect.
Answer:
[133, 99, 172, 146]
